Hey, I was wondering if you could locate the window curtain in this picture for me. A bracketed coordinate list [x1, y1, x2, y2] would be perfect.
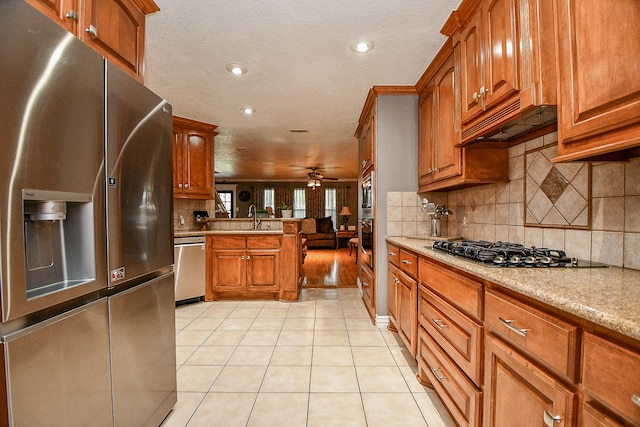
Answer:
[305, 187, 325, 219]
[336, 185, 349, 216]
[274, 187, 293, 211]
[253, 185, 265, 209]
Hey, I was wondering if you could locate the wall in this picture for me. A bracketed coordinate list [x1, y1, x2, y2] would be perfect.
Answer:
[388, 131, 640, 270]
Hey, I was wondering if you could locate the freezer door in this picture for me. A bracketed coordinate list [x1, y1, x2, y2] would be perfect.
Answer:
[4, 299, 113, 426]
[109, 274, 177, 426]
[105, 63, 174, 287]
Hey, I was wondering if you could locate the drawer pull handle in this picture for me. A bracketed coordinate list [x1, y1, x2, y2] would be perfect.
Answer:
[388, 251, 396, 256]
[499, 317, 528, 337]
[431, 367, 446, 382]
[632, 394, 640, 407]
[543, 410, 561, 426]
[85, 25, 98, 37]
[402, 260, 412, 265]
[431, 318, 446, 330]
[394, 277, 400, 284]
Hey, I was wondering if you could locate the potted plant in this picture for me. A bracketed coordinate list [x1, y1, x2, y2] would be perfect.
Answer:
[255, 208, 269, 218]
[280, 203, 293, 218]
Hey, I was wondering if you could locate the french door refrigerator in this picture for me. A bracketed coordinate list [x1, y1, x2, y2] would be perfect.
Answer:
[0, 0, 176, 425]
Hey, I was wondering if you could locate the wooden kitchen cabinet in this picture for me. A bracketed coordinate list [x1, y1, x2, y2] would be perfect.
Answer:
[387, 245, 419, 357]
[206, 234, 281, 300]
[173, 116, 217, 200]
[416, 36, 509, 192]
[459, 0, 519, 125]
[360, 108, 374, 173]
[484, 334, 576, 427]
[553, 0, 640, 162]
[360, 262, 375, 322]
[445, 0, 556, 144]
[582, 333, 640, 425]
[25, 0, 158, 80]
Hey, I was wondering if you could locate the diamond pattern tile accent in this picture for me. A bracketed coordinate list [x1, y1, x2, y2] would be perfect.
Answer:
[525, 144, 590, 228]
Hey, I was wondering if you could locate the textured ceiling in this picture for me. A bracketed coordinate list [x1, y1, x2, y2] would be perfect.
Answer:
[144, 0, 460, 182]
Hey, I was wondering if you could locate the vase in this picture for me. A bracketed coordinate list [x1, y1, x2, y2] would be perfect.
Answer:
[281, 210, 292, 218]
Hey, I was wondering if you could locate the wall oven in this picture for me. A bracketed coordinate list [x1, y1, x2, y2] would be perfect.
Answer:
[360, 218, 374, 270]
[361, 171, 374, 218]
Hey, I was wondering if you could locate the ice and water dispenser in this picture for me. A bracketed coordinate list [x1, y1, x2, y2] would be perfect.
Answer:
[23, 190, 96, 299]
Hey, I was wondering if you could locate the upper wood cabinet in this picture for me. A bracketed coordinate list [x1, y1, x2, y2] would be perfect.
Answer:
[360, 109, 374, 173]
[460, 0, 519, 124]
[450, 0, 556, 144]
[25, 0, 159, 80]
[553, 0, 640, 162]
[172, 116, 217, 200]
[416, 40, 508, 192]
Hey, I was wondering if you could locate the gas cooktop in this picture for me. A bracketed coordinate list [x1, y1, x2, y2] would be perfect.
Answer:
[431, 240, 608, 268]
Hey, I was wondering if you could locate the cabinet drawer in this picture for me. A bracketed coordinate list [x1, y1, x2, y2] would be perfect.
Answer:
[418, 326, 482, 427]
[247, 235, 281, 249]
[418, 257, 483, 320]
[582, 402, 624, 427]
[419, 285, 483, 386]
[485, 289, 579, 381]
[583, 333, 640, 424]
[399, 249, 418, 279]
[387, 243, 400, 267]
[210, 235, 246, 249]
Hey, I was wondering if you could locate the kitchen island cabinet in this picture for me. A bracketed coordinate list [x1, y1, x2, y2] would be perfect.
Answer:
[25, 0, 158, 80]
[386, 236, 640, 427]
[172, 116, 217, 200]
[553, 0, 640, 162]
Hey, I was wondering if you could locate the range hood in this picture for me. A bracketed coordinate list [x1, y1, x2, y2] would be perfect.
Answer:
[473, 106, 557, 142]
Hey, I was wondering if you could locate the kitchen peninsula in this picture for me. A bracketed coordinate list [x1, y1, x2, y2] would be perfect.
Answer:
[175, 219, 303, 301]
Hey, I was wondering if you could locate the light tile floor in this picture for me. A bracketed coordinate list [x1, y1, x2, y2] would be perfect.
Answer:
[162, 288, 456, 427]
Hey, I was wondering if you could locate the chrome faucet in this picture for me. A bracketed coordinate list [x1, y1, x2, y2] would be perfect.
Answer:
[248, 204, 261, 230]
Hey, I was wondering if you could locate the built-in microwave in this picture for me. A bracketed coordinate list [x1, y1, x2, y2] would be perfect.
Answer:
[361, 171, 374, 218]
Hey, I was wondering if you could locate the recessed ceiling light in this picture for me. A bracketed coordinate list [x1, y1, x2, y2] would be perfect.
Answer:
[242, 107, 254, 115]
[226, 63, 247, 75]
[350, 39, 374, 53]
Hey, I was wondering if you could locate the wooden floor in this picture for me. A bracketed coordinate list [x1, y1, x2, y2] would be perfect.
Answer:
[300, 247, 358, 288]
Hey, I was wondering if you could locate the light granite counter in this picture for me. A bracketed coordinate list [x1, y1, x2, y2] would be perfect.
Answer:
[175, 230, 284, 237]
[386, 236, 640, 342]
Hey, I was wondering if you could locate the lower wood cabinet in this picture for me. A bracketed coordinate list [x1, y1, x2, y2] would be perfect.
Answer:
[484, 334, 576, 427]
[360, 262, 375, 322]
[582, 333, 640, 425]
[206, 234, 282, 300]
[418, 326, 482, 427]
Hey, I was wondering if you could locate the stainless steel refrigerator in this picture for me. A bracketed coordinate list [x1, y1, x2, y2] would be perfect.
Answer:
[0, 1, 176, 425]
[105, 62, 176, 427]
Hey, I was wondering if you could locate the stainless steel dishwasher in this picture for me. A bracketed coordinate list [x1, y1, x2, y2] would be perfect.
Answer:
[174, 236, 206, 302]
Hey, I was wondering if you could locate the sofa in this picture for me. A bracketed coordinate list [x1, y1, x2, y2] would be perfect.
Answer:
[300, 217, 336, 249]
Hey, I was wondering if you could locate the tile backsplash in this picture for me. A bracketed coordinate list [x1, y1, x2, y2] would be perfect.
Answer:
[173, 198, 217, 231]
[388, 131, 640, 270]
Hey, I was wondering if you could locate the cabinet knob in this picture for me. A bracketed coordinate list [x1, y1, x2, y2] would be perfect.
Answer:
[479, 86, 487, 96]
[178, 183, 183, 188]
[65, 9, 79, 20]
[85, 25, 98, 37]
[543, 410, 561, 426]
[184, 183, 189, 188]
[246, 255, 251, 260]
[388, 251, 396, 256]
[402, 260, 411, 265]
[472, 91, 478, 101]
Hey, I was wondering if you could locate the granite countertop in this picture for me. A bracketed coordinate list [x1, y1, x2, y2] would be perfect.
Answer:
[175, 230, 284, 237]
[386, 236, 640, 342]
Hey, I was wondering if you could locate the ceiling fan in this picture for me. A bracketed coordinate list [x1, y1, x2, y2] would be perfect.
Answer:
[307, 167, 338, 189]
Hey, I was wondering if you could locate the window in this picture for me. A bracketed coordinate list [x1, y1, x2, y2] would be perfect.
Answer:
[293, 188, 306, 218]
[218, 191, 233, 217]
[264, 188, 274, 211]
[325, 187, 337, 226]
